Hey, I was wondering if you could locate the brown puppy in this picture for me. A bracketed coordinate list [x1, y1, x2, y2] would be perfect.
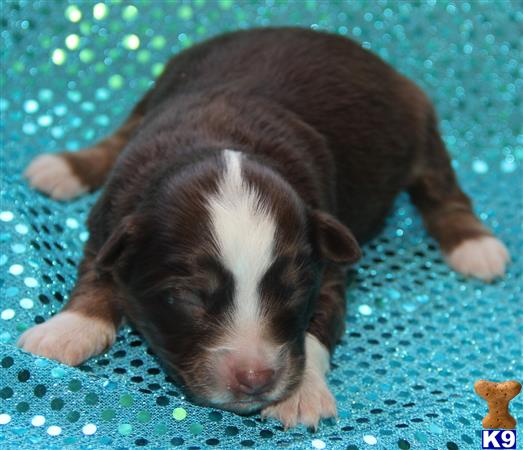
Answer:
[19, 28, 509, 428]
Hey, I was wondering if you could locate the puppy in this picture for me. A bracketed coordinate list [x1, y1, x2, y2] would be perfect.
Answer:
[19, 27, 509, 428]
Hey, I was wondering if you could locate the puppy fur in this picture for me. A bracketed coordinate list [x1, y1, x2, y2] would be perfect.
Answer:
[20, 27, 509, 428]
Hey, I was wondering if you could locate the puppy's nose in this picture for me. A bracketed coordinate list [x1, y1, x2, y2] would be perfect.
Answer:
[235, 368, 275, 395]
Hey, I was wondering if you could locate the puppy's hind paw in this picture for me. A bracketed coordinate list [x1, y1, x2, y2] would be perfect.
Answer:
[446, 236, 510, 282]
[24, 154, 88, 200]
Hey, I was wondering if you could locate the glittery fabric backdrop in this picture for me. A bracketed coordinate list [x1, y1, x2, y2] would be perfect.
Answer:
[1, 1, 522, 449]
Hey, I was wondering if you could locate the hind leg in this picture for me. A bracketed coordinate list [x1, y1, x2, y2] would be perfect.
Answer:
[408, 114, 509, 282]
[24, 99, 146, 200]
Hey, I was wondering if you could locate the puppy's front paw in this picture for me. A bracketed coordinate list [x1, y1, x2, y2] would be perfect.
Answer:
[17, 311, 115, 366]
[24, 154, 87, 200]
[261, 370, 337, 430]
[446, 236, 510, 282]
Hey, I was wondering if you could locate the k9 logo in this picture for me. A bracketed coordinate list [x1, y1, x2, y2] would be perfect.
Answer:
[482, 430, 517, 449]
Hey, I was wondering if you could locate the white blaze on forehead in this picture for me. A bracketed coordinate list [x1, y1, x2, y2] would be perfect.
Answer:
[208, 150, 276, 335]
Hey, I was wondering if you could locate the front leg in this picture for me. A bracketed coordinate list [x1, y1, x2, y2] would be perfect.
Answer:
[262, 263, 346, 429]
[17, 250, 122, 366]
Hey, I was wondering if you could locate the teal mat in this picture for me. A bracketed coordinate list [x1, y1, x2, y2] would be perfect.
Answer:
[1, 1, 522, 449]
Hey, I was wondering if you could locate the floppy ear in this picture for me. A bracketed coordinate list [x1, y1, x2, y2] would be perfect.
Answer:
[309, 209, 362, 264]
[95, 216, 141, 272]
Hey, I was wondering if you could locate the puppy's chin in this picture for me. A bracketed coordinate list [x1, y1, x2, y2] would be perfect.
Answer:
[185, 386, 293, 415]
[187, 391, 275, 414]
[216, 400, 267, 415]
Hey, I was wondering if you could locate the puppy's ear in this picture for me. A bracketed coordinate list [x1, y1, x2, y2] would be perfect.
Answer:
[95, 215, 141, 272]
[309, 209, 361, 264]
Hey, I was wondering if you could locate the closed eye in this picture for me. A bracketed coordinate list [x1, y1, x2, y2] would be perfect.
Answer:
[262, 252, 315, 285]
[258, 257, 308, 305]
[159, 259, 235, 313]
[167, 290, 204, 311]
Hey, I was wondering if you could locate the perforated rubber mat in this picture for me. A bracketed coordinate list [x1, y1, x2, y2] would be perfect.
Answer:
[1, 1, 522, 449]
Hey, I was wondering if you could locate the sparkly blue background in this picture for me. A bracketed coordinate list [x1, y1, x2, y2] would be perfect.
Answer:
[1, 1, 522, 449]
